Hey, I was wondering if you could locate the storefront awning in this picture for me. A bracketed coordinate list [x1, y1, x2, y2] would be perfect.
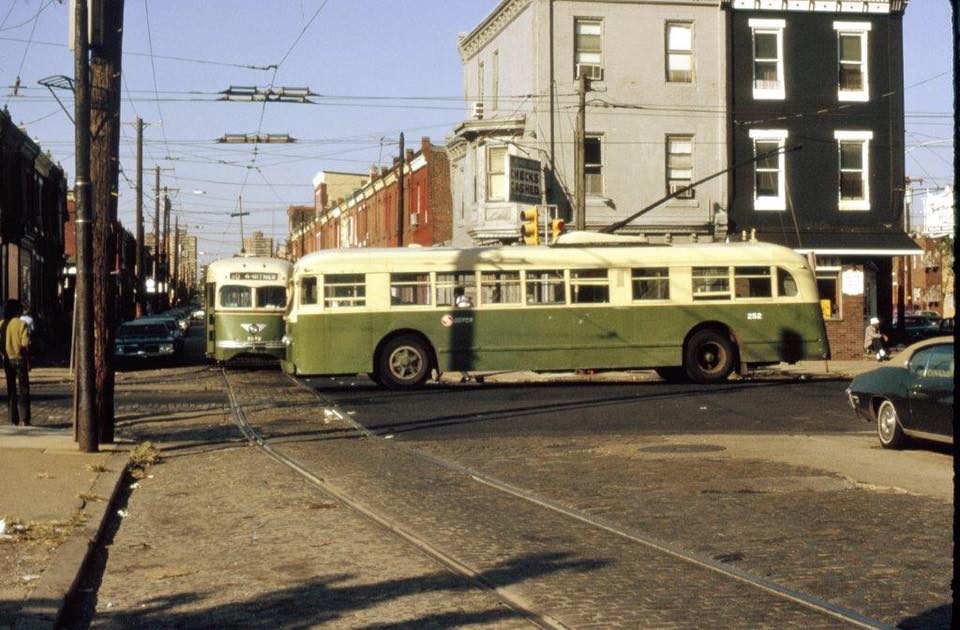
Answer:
[755, 231, 923, 257]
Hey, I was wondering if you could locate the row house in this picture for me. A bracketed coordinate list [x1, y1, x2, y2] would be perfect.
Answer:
[448, 0, 728, 246]
[0, 107, 69, 337]
[307, 138, 452, 251]
[724, 0, 915, 358]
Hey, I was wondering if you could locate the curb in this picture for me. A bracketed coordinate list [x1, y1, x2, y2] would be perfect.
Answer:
[13, 449, 130, 630]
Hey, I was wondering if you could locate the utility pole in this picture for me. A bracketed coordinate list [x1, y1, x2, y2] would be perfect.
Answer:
[574, 73, 587, 231]
[153, 165, 160, 310]
[172, 216, 180, 306]
[134, 116, 144, 316]
[73, 0, 97, 453]
[162, 190, 170, 307]
[396, 132, 405, 247]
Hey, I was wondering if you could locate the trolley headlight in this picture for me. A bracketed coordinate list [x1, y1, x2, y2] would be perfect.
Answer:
[282, 335, 291, 346]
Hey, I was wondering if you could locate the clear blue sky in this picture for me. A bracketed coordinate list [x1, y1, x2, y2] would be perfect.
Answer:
[0, 0, 953, 264]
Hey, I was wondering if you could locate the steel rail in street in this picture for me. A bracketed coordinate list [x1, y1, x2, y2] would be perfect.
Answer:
[220, 368, 568, 630]
[284, 373, 896, 630]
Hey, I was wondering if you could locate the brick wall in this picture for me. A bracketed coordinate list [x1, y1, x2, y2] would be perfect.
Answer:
[825, 264, 867, 360]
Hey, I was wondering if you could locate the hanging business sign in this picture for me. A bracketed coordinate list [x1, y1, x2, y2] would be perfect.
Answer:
[841, 269, 864, 296]
[508, 155, 542, 204]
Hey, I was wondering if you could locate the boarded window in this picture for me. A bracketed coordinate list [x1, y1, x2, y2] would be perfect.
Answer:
[632, 268, 670, 300]
[526, 270, 565, 305]
[480, 271, 522, 305]
[734, 266, 772, 298]
[570, 269, 609, 303]
[390, 273, 431, 306]
[324, 274, 366, 308]
[692, 267, 730, 300]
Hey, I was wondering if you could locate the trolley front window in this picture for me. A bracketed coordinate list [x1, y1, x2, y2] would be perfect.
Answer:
[219, 285, 252, 308]
[256, 286, 287, 308]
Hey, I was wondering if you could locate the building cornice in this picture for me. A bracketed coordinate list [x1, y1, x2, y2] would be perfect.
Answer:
[723, 0, 906, 14]
[458, 0, 532, 62]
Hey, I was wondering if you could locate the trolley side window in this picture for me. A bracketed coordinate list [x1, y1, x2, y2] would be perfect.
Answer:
[631, 268, 670, 300]
[776, 267, 799, 297]
[301, 277, 318, 305]
[256, 285, 287, 308]
[436, 272, 478, 308]
[692, 266, 730, 300]
[734, 266, 772, 299]
[324, 274, 366, 308]
[390, 273, 431, 306]
[219, 285, 252, 308]
[525, 270, 565, 305]
[480, 271, 522, 305]
[570, 269, 609, 304]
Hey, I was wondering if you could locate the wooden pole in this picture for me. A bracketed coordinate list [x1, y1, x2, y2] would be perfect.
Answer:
[574, 74, 586, 231]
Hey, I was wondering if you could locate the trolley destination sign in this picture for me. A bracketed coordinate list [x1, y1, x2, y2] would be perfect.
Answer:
[229, 272, 279, 281]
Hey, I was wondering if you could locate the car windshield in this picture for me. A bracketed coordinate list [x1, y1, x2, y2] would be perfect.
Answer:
[118, 324, 169, 339]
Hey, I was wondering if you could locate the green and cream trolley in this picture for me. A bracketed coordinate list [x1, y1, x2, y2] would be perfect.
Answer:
[204, 256, 292, 363]
[282, 233, 829, 387]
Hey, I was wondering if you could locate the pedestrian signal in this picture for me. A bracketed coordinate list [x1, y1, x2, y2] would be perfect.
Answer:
[520, 207, 539, 245]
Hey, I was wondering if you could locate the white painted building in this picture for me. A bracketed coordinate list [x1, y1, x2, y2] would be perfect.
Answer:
[447, 0, 727, 246]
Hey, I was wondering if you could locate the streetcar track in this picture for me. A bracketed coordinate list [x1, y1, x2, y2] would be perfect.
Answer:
[221, 368, 567, 630]
[285, 372, 896, 630]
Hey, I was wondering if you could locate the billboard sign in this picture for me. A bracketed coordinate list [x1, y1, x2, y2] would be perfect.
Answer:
[508, 155, 542, 204]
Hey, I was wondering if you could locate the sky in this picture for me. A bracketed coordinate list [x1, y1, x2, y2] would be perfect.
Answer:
[0, 0, 953, 265]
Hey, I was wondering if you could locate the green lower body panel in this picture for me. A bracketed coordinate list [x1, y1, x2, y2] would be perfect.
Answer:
[210, 312, 286, 362]
[284, 303, 829, 377]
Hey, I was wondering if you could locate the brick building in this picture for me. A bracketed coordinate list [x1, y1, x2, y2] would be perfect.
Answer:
[289, 137, 452, 254]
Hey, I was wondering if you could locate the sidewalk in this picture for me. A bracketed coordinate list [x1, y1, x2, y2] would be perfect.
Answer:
[0, 370, 128, 630]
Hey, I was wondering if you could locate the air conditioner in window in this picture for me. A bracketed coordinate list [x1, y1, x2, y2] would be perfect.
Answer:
[409, 212, 420, 227]
[669, 183, 695, 199]
[576, 63, 604, 81]
[471, 101, 484, 120]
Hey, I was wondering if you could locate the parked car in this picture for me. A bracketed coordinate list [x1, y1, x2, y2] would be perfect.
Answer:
[900, 315, 941, 344]
[936, 317, 953, 335]
[846, 336, 953, 448]
[140, 315, 186, 339]
[115, 320, 183, 360]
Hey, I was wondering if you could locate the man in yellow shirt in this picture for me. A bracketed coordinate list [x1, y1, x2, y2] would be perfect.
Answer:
[1, 299, 31, 426]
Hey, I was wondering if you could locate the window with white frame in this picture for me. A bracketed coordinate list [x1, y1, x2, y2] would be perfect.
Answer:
[749, 19, 785, 100]
[834, 130, 872, 211]
[585, 135, 603, 195]
[835, 22, 870, 101]
[666, 135, 694, 198]
[574, 18, 602, 77]
[749, 129, 788, 211]
[486, 146, 507, 201]
[665, 22, 693, 83]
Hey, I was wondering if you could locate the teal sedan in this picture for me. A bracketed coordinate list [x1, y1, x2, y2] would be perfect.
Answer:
[846, 336, 954, 449]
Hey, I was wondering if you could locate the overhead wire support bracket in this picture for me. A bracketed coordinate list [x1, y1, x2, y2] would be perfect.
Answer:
[218, 85, 315, 103]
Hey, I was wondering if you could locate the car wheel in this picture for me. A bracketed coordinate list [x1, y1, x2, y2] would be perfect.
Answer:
[876, 399, 906, 449]
[684, 330, 735, 384]
[654, 367, 688, 383]
[376, 335, 431, 390]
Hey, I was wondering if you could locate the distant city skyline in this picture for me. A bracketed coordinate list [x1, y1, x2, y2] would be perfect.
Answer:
[0, 1, 952, 264]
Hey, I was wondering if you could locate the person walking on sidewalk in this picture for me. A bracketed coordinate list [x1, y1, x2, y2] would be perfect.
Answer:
[1, 299, 31, 426]
[864, 316, 890, 361]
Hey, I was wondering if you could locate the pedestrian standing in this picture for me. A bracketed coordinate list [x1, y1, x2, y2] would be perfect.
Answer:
[1, 299, 31, 426]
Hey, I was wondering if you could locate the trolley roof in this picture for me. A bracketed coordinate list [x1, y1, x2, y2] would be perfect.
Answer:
[206, 256, 292, 283]
[292, 234, 809, 277]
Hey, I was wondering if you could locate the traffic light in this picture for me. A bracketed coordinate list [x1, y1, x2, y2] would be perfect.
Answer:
[520, 207, 539, 245]
[550, 218, 565, 243]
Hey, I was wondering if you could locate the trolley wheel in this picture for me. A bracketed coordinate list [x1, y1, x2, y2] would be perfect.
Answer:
[654, 367, 687, 383]
[684, 329, 735, 384]
[876, 399, 906, 449]
[376, 335, 432, 390]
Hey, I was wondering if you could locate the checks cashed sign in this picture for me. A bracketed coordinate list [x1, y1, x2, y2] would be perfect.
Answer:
[508, 155, 542, 205]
